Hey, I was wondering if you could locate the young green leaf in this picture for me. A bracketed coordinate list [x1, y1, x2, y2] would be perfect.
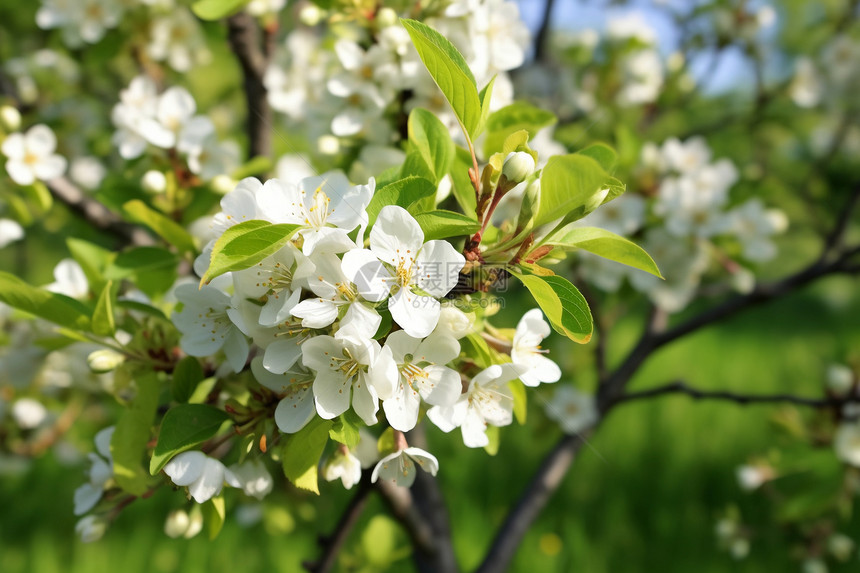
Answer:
[414, 210, 481, 240]
[545, 226, 663, 278]
[67, 238, 114, 293]
[92, 280, 116, 337]
[476, 75, 497, 137]
[366, 176, 437, 227]
[484, 424, 500, 456]
[449, 146, 478, 215]
[483, 102, 557, 157]
[408, 108, 455, 184]
[511, 271, 593, 343]
[509, 380, 528, 424]
[112, 371, 160, 495]
[329, 411, 362, 448]
[0, 272, 91, 331]
[281, 416, 332, 495]
[122, 200, 197, 254]
[149, 404, 231, 475]
[201, 221, 300, 284]
[534, 154, 609, 227]
[576, 143, 617, 172]
[202, 496, 226, 540]
[401, 19, 482, 138]
[172, 356, 205, 404]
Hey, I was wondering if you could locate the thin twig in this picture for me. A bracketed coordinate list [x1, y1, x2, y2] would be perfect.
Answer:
[304, 477, 373, 573]
[46, 177, 154, 247]
[617, 380, 855, 408]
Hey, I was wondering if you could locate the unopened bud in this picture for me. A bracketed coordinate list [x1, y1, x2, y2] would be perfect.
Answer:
[299, 3, 325, 26]
[0, 105, 21, 132]
[75, 515, 108, 543]
[376, 7, 398, 28]
[828, 364, 854, 395]
[501, 151, 536, 184]
[317, 135, 340, 155]
[164, 509, 190, 538]
[88, 349, 125, 373]
[141, 170, 167, 194]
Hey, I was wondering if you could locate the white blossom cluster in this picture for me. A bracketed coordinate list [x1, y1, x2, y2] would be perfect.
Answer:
[264, 0, 530, 168]
[790, 35, 860, 110]
[171, 173, 567, 489]
[578, 136, 787, 312]
[35, 0, 212, 72]
[111, 76, 239, 182]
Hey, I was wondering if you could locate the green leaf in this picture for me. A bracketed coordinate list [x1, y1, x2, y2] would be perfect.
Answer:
[329, 411, 362, 448]
[191, 0, 249, 20]
[511, 271, 593, 343]
[414, 210, 480, 241]
[476, 76, 497, 137]
[449, 147, 477, 215]
[232, 156, 272, 180]
[401, 19, 482, 138]
[408, 108, 455, 184]
[122, 200, 197, 254]
[534, 155, 609, 227]
[461, 332, 495, 369]
[67, 238, 114, 293]
[281, 416, 331, 494]
[172, 356, 204, 404]
[107, 247, 180, 278]
[202, 221, 300, 284]
[112, 371, 160, 495]
[483, 102, 557, 157]
[149, 404, 231, 475]
[92, 280, 116, 337]
[483, 424, 500, 456]
[115, 299, 167, 320]
[546, 227, 662, 278]
[509, 380, 527, 424]
[576, 143, 617, 171]
[366, 177, 437, 227]
[202, 496, 226, 540]
[0, 272, 91, 331]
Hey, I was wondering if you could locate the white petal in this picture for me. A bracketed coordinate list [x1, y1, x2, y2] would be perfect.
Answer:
[370, 206, 424, 267]
[337, 302, 381, 340]
[383, 380, 421, 432]
[187, 458, 226, 503]
[420, 365, 462, 407]
[291, 298, 339, 329]
[351, 372, 380, 425]
[415, 240, 465, 297]
[383, 331, 421, 363]
[274, 386, 316, 433]
[74, 484, 103, 516]
[389, 288, 440, 339]
[262, 336, 305, 374]
[415, 334, 460, 365]
[164, 451, 207, 486]
[341, 248, 391, 302]
[25, 124, 57, 155]
[223, 327, 250, 373]
[300, 227, 356, 256]
[313, 371, 351, 419]
[5, 160, 35, 185]
[403, 447, 439, 477]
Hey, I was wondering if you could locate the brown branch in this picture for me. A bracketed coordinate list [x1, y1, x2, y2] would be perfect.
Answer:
[534, 0, 557, 63]
[226, 12, 272, 163]
[474, 432, 588, 573]
[376, 480, 437, 556]
[304, 477, 373, 573]
[616, 380, 856, 408]
[46, 177, 154, 247]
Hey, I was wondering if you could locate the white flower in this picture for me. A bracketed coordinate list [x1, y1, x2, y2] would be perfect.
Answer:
[74, 426, 115, 515]
[69, 156, 106, 190]
[322, 448, 363, 490]
[75, 515, 108, 543]
[164, 450, 241, 504]
[164, 507, 204, 539]
[427, 364, 522, 448]
[12, 398, 47, 429]
[381, 332, 462, 432]
[233, 243, 306, 328]
[246, 0, 286, 16]
[37, 0, 123, 48]
[256, 171, 374, 256]
[302, 335, 397, 425]
[141, 170, 167, 193]
[147, 9, 209, 73]
[827, 364, 855, 395]
[433, 304, 474, 339]
[227, 459, 273, 500]
[544, 386, 597, 435]
[345, 205, 466, 338]
[735, 464, 772, 492]
[2, 124, 67, 185]
[729, 199, 788, 262]
[0, 219, 24, 248]
[172, 283, 250, 373]
[46, 258, 88, 299]
[790, 57, 822, 108]
[578, 194, 646, 237]
[370, 447, 439, 488]
[836, 421, 860, 467]
[511, 309, 561, 387]
[250, 357, 315, 434]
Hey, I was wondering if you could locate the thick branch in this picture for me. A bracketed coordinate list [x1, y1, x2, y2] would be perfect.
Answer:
[533, 0, 557, 63]
[304, 478, 373, 573]
[474, 433, 587, 573]
[617, 380, 855, 408]
[226, 12, 272, 161]
[46, 177, 154, 246]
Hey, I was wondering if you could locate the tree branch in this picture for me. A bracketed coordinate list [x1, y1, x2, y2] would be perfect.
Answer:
[226, 12, 272, 162]
[46, 177, 154, 246]
[474, 433, 588, 573]
[616, 380, 856, 408]
[304, 477, 373, 573]
[534, 0, 557, 63]
[376, 479, 437, 557]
